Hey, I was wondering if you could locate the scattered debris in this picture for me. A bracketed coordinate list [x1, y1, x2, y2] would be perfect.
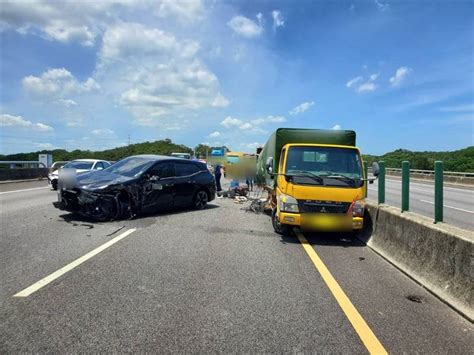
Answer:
[234, 196, 248, 203]
[241, 198, 268, 213]
[219, 185, 249, 198]
[406, 295, 423, 303]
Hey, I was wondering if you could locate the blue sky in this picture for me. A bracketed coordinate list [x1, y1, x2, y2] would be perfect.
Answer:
[0, 0, 473, 155]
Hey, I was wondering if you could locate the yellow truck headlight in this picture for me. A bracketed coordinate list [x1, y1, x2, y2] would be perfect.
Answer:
[279, 193, 299, 213]
[349, 199, 365, 217]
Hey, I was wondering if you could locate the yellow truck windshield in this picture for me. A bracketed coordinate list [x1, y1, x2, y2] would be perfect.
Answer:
[285, 146, 362, 187]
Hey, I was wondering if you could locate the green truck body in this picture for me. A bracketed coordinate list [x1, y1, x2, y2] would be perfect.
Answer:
[256, 128, 357, 188]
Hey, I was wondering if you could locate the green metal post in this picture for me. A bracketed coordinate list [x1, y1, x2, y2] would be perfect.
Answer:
[378, 161, 385, 204]
[401, 161, 410, 212]
[434, 161, 443, 223]
[364, 161, 368, 198]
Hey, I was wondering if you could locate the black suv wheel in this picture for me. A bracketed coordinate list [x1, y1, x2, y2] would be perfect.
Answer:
[194, 190, 209, 210]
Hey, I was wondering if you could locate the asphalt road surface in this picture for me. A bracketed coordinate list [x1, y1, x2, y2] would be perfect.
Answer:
[367, 177, 473, 231]
[1, 180, 473, 353]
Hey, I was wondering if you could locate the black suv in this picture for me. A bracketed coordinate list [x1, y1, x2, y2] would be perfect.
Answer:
[54, 155, 216, 220]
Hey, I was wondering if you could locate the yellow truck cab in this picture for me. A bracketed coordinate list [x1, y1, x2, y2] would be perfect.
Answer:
[256, 128, 374, 235]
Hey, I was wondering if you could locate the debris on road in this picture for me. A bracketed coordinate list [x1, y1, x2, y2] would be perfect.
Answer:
[234, 196, 248, 203]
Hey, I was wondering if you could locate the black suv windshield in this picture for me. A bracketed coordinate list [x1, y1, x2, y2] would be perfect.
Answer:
[285, 146, 362, 187]
[105, 157, 156, 177]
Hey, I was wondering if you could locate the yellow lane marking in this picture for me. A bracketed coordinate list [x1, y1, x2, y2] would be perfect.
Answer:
[295, 229, 387, 355]
[14, 228, 137, 297]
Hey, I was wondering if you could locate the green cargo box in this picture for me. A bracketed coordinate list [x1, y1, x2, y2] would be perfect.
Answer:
[256, 128, 356, 188]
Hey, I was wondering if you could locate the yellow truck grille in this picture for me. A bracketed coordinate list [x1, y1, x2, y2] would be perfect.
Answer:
[298, 200, 350, 214]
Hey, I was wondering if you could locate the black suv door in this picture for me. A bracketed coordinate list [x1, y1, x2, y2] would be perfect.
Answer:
[174, 161, 200, 207]
[142, 161, 176, 211]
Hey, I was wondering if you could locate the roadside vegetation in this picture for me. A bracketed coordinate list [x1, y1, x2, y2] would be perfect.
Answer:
[1, 141, 472, 172]
[363, 146, 474, 172]
[0, 139, 193, 163]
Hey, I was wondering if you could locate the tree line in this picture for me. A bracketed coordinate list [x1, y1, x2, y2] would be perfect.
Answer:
[362, 146, 474, 172]
[1, 140, 472, 172]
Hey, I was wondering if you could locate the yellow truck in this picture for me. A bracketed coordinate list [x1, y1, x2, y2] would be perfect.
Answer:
[256, 128, 378, 234]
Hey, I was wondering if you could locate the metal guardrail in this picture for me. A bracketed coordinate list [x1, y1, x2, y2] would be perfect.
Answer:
[384, 168, 474, 177]
[374, 161, 445, 224]
[367, 167, 474, 177]
[0, 160, 47, 168]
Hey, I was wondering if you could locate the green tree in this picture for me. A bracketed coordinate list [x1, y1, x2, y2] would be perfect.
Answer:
[194, 144, 211, 159]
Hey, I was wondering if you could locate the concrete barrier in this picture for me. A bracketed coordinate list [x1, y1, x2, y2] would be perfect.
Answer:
[0, 168, 48, 181]
[360, 203, 474, 321]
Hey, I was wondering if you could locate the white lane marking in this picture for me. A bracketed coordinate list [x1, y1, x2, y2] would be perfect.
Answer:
[419, 200, 474, 214]
[368, 183, 474, 195]
[384, 179, 474, 193]
[14, 228, 137, 297]
[0, 186, 49, 195]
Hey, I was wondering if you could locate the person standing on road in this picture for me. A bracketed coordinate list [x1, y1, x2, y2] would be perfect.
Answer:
[214, 163, 222, 191]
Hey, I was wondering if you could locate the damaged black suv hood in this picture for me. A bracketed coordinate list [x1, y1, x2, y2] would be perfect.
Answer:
[76, 170, 136, 190]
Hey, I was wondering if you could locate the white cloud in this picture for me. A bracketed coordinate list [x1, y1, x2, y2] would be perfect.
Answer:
[347, 73, 379, 93]
[209, 131, 221, 138]
[0, 113, 53, 131]
[99, 22, 193, 63]
[346, 76, 363, 88]
[0, 1, 201, 46]
[155, 0, 204, 23]
[374, 0, 390, 12]
[56, 98, 78, 107]
[212, 93, 230, 107]
[369, 73, 379, 81]
[239, 122, 253, 130]
[97, 22, 228, 127]
[256, 115, 286, 123]
[23, 68, 99, 99]
[92, 128, 115, 136]
[290, 101, 314, 115]
[389, 67, 412, 87]
[221, 116, 243, 128]
[0, 1, 116, 46]
[357, 82, 377, 93]
[227, 15, 263, 38]
[332, 124, 342, 130]
[35, 123, 54, 132]
[271, 10, 284, 30]
[221, 115, 285, 134]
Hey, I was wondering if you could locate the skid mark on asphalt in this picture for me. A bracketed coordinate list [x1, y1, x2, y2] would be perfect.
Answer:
[13, 228, 137, 297]
[295, 229, 387, 355]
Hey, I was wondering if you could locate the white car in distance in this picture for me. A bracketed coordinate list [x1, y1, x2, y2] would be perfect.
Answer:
[48, 159, 111, 190]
